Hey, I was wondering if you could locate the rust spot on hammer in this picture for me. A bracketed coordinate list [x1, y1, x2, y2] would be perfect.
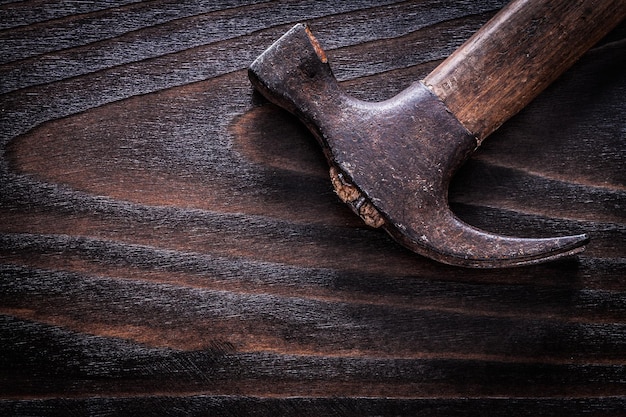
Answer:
[304, 25, 328, 63]
[330, 165, 385, 229]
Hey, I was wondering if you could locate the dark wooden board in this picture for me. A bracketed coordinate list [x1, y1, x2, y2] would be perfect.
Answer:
[0, 1, 624, 415]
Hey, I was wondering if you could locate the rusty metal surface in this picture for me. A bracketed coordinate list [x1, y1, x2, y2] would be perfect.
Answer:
[248, 23, 588, 268]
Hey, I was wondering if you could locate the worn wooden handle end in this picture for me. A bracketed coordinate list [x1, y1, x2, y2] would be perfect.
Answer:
[424, 0, 626, 142]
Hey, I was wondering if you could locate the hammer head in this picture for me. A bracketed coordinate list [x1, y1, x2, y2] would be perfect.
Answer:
[249, 24, 588, 268]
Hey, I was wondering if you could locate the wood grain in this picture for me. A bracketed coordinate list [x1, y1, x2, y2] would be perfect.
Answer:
[1, 0, 625, 415]
[424, 0, 626, 141]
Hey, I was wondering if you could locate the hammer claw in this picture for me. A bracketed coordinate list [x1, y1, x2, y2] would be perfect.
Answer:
[389, 210, 589, 268]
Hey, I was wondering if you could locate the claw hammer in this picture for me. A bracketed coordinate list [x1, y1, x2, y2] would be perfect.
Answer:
[248, 0, 626, 268]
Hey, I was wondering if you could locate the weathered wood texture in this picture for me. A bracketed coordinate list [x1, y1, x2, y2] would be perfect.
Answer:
[425, 0, 626, 140]
[0, 1, 624, 415]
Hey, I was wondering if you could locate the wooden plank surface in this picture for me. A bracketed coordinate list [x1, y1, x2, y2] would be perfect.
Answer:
[1, 1, 625, 415]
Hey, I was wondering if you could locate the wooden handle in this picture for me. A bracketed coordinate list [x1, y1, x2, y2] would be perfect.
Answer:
[423, 0, 626, 142]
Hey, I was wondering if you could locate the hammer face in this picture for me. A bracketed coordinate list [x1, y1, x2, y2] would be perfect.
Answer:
[249, 24, 339, 126]
[249, 24, 588, 268]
